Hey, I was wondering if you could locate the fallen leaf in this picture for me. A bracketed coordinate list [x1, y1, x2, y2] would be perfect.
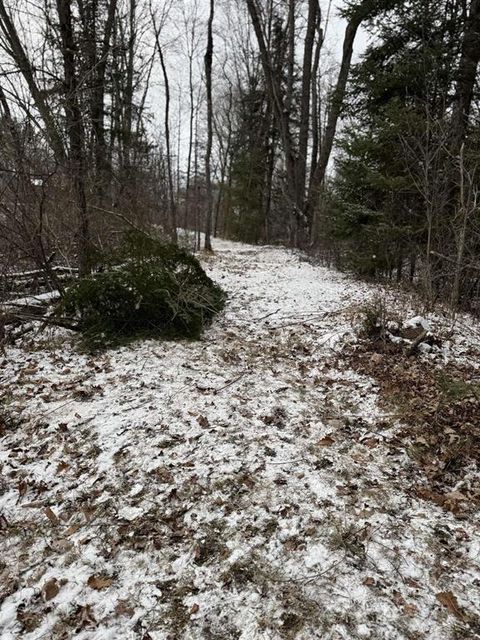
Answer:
[362, 577, 375, 587]
[436, 591, 465, 620]
[44, 507, 59, 525]
[197, 415, 210, 428]
[317, 435, 335, 447]
[18, 481, 28, 497]
[42, 578, 60, 601]
[87, 575, 113, 590]
[16, 606, 43, 632]
[115, 600, 135, 617]
[403, 603, 419, 617]
[362, 437, 379, 449]
[65, 523, 81, 536]
[190, 603, 200, 615]
[404, 577, 420, 589]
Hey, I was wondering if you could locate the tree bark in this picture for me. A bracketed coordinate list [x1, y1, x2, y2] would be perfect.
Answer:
[56, 0, 90, 275]
[204, 0, 214, 251]
[307, 18, 359, 219]
[297, 0, 319, 211]
[153, 20, 178, 244]
[450, 0, 480, 155]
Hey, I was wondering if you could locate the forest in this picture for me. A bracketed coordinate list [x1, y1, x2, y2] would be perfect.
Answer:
[0, 1, 480, 639]
[0, 0, 479, 309]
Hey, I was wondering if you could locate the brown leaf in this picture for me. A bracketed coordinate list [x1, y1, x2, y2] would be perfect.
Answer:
[82, 506, 96, 523]
[115, 599, 135, 618]
[190, 603, 200, 615]
[317, 435, 335, 447]
[18, 481, 28, 497]
[65, 523, 81, 536]
[362, 577, 375, 587]
[197, 415, 210, 428]
[44, 507, 59, 525]
[42, 578, 60, 601]
[362, 438, 379, 449]
[436, 591, 465, 620]
[403, 603, 419, 617]
[17, 607, 43, 632]
[87, 575, 113, 590]
[404, 577, 420, 589]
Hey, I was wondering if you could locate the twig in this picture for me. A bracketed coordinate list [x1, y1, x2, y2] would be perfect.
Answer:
[213, 370, 248, 394]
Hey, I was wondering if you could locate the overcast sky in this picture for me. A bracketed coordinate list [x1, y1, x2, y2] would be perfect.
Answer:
[145, 0, 371, 170]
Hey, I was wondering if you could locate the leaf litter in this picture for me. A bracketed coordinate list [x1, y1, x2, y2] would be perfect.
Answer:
[0, 239, 479, 639]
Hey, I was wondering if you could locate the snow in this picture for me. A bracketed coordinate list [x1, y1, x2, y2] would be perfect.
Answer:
[5, 290, 60, 307]
[0, 238, 479, 639]
[404, 315, 431, 331]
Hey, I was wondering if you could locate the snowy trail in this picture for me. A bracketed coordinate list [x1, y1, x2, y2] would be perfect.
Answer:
[1, 239, 479, 639]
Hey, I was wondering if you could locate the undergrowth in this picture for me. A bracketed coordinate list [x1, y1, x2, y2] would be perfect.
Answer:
[344, 320, 480, 517]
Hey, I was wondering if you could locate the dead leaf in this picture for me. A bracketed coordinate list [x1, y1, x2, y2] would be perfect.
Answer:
[65, 523, 81, 536]
[404, 577, 420, 589]
[44, 507, 59, 525]
[82, 506, 96, 523]
[317, 435, 335, 447]
[362, 577, 375, 587]
[197, 415, 210, 428]
[42, 578, 60, 601]
[190, 603, 200, 615]
[115, 599, 135, 617]
[436, 591, 465, 620]
[75, 604, 96, 628]
[403, 603, 419, 617]
[16, 606, 43, 632]
[18, 481, 28, 497]
[87, 575, 113, 590]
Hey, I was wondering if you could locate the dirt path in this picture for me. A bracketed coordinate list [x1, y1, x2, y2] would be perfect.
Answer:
[1, 240, 479, 639]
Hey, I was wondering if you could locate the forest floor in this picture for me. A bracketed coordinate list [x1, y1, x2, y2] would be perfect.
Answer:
[1, 238, 479, 640]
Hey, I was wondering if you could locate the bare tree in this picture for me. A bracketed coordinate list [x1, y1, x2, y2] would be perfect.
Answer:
[56, 0, 90, 275]
[204, 0, 215, 251]
[152, 1, 178, 243]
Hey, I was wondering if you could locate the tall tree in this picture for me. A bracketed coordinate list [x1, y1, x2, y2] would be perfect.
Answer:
[56, 0, 90, 274]
[204, 0, 215, 251]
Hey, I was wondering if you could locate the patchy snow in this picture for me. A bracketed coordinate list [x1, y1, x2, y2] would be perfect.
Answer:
[0, 239, 479, 639]
[4, 291, 60, 308]
[404, 315, 431, 331]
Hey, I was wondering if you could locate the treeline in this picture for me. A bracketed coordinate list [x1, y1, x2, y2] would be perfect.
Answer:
[0, 0, 479, 312]
[321, 0, 480, 311]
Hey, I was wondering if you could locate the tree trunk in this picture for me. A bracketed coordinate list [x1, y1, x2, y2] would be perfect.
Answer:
[0, 0, 66, 164]
[450, 0, 480, 155]
[297, 0, 319, 212]
[91, 0, 117, 194]
[56, 0, 90, 275]
[153, 21, 178, 244]
[308, 19, 359, 218]
[204, 0, 214, 251]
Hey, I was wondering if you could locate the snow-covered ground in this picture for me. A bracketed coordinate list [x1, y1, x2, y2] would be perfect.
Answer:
[1, 239, 479, 639]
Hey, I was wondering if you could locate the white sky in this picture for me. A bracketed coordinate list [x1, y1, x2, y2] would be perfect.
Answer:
[145, 0, 370, 171]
